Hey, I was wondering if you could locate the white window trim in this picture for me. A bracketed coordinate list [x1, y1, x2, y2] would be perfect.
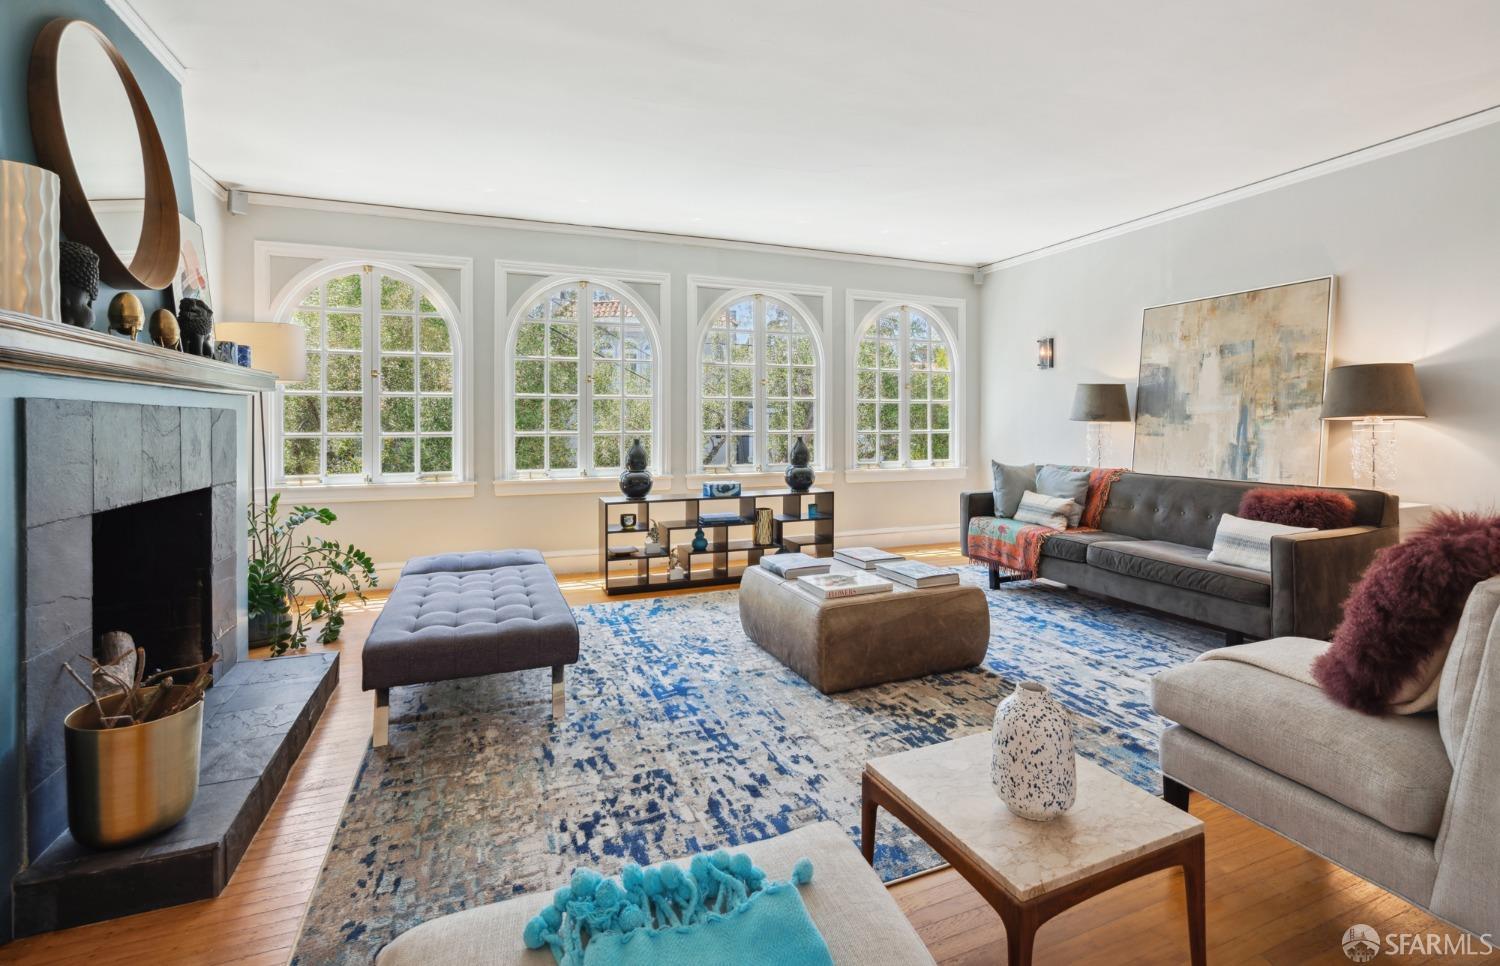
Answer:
[688, 275, 831, 474]
[844, 290, 966, 478]
[256, 241, 475, 486]
[495, 261, 670, 483]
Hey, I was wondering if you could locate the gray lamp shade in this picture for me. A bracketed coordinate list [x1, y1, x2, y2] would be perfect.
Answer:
[1321, 363, 1426, 420]
[1070, 383, 1131, 422]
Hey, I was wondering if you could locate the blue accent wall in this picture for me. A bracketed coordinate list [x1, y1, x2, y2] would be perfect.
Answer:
[2, 0, 196, 942]
[1, 0, 195, 323]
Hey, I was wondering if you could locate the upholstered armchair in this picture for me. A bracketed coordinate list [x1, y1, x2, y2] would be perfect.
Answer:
[1151, 576, 1500, 938]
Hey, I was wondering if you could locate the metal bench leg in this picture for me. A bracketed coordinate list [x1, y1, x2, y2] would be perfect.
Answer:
[373, 688, 389, 748]
[551, 664, 566, 721]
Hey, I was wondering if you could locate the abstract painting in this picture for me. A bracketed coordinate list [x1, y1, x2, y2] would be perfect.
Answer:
[1134, 277, 1332, 483]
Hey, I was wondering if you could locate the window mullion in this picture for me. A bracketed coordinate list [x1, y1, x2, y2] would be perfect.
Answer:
[580, 285, 595, 476]
[363, 267, 381, 483]
[753, 296, 767, 472]
[897, 307, 911, 467]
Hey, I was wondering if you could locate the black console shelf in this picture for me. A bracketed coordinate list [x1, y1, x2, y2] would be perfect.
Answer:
[598, 488, 834, 595]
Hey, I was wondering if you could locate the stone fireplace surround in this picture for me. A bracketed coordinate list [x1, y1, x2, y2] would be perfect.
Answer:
[12, 394, 339, 937]
[21, 398, 241, 861]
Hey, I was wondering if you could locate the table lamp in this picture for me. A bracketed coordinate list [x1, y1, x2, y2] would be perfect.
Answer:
[1320, 363, 1425, 492]
[214, 322, 308, 502]
[1070, 383, 1131, 467]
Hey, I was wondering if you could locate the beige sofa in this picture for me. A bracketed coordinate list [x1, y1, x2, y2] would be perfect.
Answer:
[1151, 577, 1500, 938]
[376, 822, 936, 965]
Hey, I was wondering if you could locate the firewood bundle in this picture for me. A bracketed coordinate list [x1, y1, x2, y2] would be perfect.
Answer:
[64, 631, 219, 729]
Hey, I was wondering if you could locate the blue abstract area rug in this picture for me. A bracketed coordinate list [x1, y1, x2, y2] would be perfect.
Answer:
[292, 569, 1217, 963]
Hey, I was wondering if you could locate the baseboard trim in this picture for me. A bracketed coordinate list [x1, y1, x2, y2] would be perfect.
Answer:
[368, 524, 959, 582]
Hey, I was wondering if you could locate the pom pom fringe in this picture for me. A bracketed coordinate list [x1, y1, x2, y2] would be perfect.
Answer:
[524, 853, 815, 964]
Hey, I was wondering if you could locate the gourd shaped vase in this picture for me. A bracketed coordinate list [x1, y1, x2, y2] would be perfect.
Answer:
[619, 437, 653, 498]
[990, 682, 1076, 821]
[784, 435, 815, 492]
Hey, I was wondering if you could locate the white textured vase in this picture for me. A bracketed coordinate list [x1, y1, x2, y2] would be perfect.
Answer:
[990, 682, 1076, 821]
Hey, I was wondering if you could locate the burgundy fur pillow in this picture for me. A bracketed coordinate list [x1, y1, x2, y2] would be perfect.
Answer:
[1314, 512, 1500, 714]
[1240, 487, 1356, 530]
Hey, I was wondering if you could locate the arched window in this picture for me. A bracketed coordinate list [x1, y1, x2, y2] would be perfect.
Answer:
[853, 304, 956, 467]
[507, 282, 659, 477]
[698, 293, 822, 471]
[278, 265, 461, 483]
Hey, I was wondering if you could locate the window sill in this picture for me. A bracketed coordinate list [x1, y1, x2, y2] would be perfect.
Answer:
[684, 470, 828, 488]
[842, 466, 969, 483]
[494, 475, 675, 496]
[273, 480, 477, 503]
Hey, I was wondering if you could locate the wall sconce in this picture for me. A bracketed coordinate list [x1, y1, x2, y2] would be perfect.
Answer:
[1036, 337, 1055, 369]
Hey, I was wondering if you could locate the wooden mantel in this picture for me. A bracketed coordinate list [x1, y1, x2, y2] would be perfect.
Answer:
[0, 309, 276, 394]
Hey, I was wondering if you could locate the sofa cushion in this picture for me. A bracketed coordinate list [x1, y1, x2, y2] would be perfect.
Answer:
[1153, 658, 1452, 837]
[1087, 540, 1271, 606]
[1040, 530, 1138, 564]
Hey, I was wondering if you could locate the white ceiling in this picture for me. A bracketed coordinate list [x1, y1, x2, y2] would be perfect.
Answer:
[134, 0, 1500, 265]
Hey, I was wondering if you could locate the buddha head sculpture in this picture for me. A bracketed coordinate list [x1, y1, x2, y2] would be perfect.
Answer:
[106, 291, 144, 339]
[59, 239, 100, 327]
[178, 297, 214, 357]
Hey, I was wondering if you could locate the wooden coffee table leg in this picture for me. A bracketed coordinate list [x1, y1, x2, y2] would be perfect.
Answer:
[998, 903, 1037, 966]
[1183, 833, 1207, 966]
[860, 771, 878, 864]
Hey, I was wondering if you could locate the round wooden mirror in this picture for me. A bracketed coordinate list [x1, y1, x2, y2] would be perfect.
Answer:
[28, 18, 180, 291]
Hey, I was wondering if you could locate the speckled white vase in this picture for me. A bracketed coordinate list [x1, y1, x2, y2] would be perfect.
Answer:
[991, 681, 1076, 821]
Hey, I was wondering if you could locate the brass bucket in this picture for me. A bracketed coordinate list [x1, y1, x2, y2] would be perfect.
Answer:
[63, 686, 203, 849]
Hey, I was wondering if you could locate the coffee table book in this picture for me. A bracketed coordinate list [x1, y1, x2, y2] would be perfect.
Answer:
[760, 552, 831, 579]
[793, 571, 894, 601]
[833, 546, 905, 570]
[874, 560, 961, 588]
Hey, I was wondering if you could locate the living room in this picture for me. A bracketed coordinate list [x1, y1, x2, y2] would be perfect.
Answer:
[1, 1, 1497, 963]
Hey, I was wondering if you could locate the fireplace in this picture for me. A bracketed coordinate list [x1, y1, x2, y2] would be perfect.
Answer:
[20, 399, 241, 861]
[92, 488, 214, 675]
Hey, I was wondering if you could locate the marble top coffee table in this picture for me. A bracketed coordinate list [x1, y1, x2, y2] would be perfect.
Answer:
[862, 733, 1205, 966]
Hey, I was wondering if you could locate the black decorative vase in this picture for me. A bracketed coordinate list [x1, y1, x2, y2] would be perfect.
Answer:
[785, 435, 815, 492]
[619, 437, 653, 498]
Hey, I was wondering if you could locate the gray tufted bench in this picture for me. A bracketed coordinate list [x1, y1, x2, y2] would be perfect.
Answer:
[362, 550, 579, 747]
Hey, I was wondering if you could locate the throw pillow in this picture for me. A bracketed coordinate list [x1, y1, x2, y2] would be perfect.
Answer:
[1013, 490, 1075, 531]
[990, 461, 1036, 519]
[1313, 511, 1500, 716]
[1036, 465, 1090, 527]
[1240, 487, 1357, 530]
[1206, 513, 1315, 573]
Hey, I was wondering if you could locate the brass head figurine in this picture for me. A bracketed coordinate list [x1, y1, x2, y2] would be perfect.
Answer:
[149, 308, 181, 349]
[107, 292, 144, 339]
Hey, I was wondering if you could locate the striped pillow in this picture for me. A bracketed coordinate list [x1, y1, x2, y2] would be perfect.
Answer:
[1206, 513, 1316, 573]
[1012, 490, 1076, 531]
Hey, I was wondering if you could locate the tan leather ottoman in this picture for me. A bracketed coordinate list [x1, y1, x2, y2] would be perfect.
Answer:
[739, 563, 990, 693]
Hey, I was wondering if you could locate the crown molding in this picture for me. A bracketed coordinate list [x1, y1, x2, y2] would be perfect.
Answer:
[228, 189, 977, 274]
[101, 0, 187, 83]
[190, 161, 228, 202]
[980, 103, 1500, 273]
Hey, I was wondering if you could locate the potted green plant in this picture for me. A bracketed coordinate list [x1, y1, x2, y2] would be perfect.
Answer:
[247, 494, 376, 656]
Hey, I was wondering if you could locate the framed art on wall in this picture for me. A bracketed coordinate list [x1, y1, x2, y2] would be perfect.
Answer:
[1133, 276, 1333, 484]
[173, 213, 213, 309]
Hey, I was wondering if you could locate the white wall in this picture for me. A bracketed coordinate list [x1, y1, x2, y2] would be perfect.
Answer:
[212, 199, 981, 571]
[980, 120, 1500, 513]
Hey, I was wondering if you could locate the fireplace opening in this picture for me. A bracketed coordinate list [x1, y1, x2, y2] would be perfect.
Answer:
[92, 488, 214, 676]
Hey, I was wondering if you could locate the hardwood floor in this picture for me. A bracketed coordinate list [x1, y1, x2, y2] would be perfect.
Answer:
[2, 545, 1450, 964]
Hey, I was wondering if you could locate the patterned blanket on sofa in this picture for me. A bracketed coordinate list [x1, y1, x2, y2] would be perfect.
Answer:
[968, 466, 1125, 578]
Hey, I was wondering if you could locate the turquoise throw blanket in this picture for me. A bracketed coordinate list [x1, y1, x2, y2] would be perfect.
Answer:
[523, 851, 833, 966]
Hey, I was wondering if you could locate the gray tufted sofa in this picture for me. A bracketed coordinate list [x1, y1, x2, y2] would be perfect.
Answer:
[363, 550, 579, 746]
[961, 472, 1398, 643]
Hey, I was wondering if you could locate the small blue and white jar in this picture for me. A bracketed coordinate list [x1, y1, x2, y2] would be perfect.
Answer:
[991, 681, 1076, 821]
